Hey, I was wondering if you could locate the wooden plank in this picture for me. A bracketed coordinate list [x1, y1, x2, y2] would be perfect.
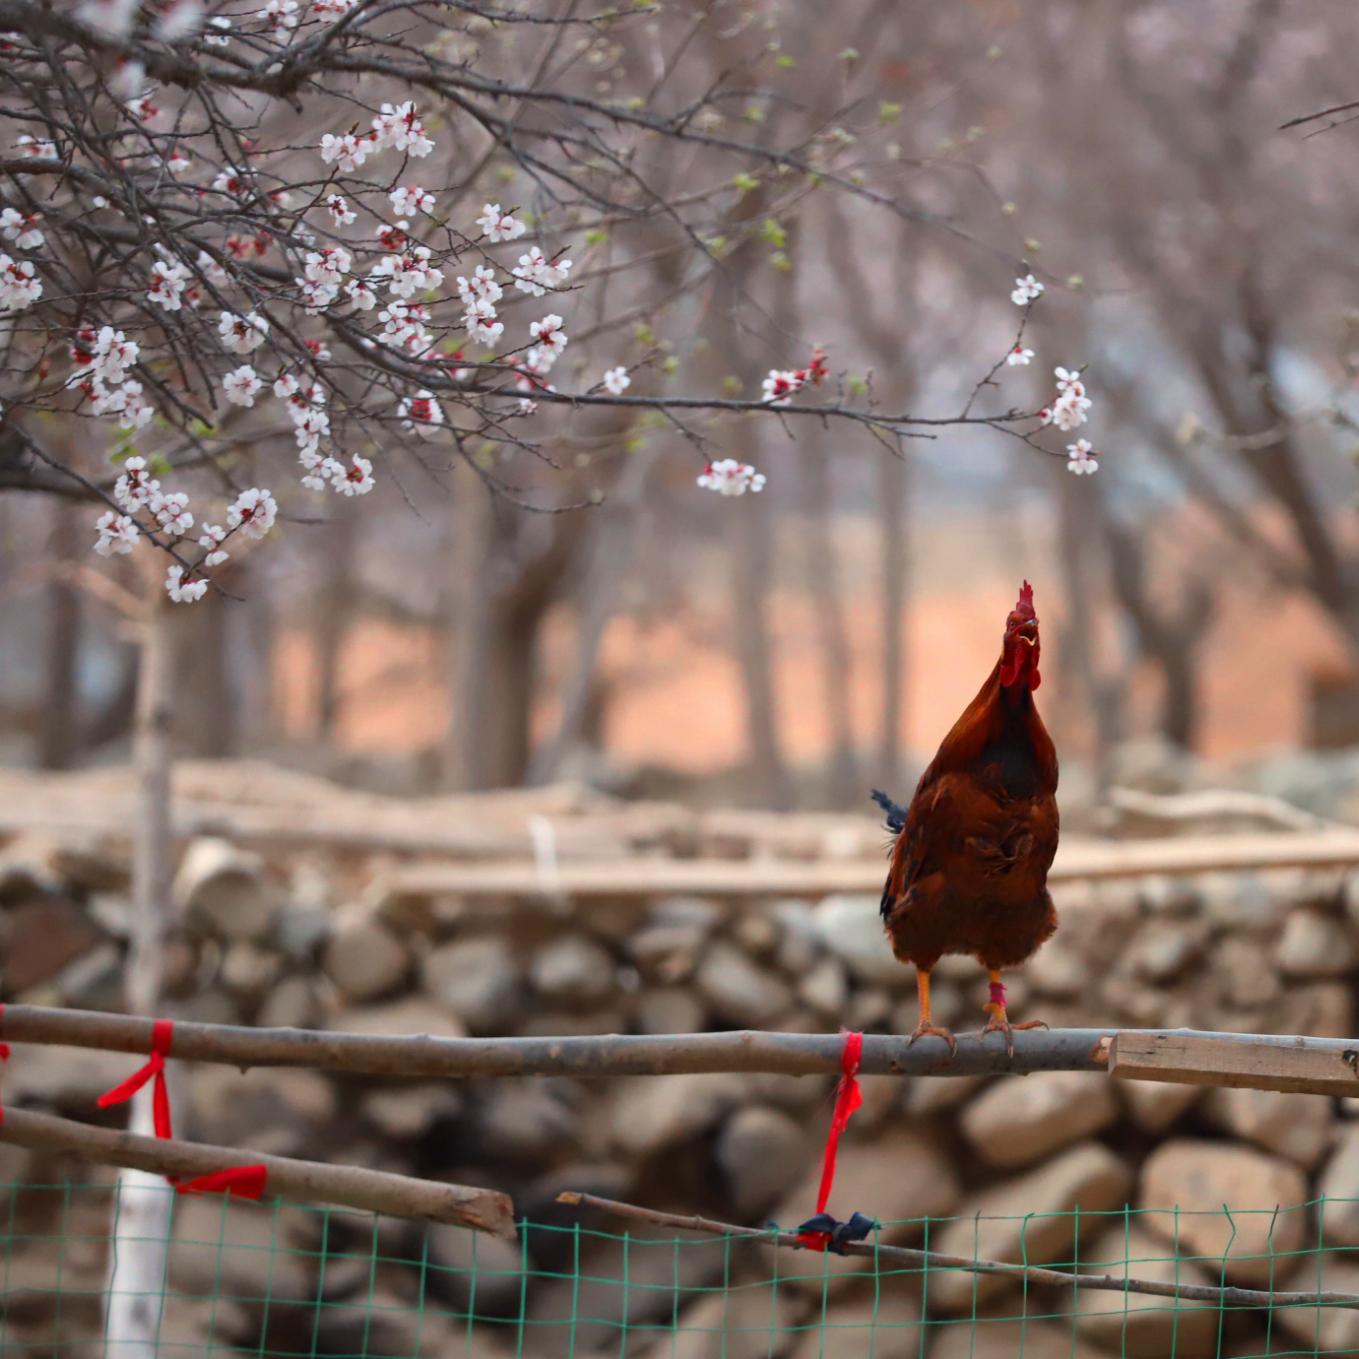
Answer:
[382, 830, 1359, 899]
[1111, 1031, 1359, 1097]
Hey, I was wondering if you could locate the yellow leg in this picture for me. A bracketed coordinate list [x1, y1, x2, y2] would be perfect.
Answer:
[907, 967, 956, 1054]
[981, 968, 1047, 1055]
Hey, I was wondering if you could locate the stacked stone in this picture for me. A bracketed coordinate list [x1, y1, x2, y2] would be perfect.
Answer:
[2, 822, 1359, 1357]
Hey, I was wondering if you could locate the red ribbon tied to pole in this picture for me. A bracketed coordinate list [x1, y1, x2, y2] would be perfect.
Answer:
[796, 1029, 864, 1251]
[96, 1017, 267, 1201]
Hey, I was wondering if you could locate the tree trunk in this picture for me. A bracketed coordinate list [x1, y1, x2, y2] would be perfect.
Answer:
[727, 494, 793, 810]
[315, 503, 357, 746]
[877, 449, 909, 795]
[40, 501, 80, 769]
[799, 431, 857, 807]
[531, 444, 659, 785]
[104, 593, 176, 1359]
[444, 457, 494, 792]
[1056, 472, 1122, 789]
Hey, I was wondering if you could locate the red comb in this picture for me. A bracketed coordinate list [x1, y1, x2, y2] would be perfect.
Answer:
[1014, 580, 1036, 620]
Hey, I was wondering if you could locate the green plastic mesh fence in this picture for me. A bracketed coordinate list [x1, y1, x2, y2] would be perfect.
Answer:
[2, 1182, 1358, 1358]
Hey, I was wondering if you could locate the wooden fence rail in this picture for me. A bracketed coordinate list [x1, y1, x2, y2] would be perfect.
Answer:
[3, 1005, 1359, 1095]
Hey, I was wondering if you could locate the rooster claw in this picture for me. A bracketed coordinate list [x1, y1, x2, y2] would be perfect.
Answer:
[907, 1023, 957, 1055]
[982, 1008, 1048, 1058]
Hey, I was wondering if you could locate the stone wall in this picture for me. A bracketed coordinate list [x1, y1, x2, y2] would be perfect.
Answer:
[3, 816, 1359, 1358]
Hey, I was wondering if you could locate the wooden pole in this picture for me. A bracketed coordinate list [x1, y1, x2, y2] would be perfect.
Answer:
[559, 1193, 1359, 1311]
[6, 1006, 1359, 1096]
[0, 1106, 515, 1237]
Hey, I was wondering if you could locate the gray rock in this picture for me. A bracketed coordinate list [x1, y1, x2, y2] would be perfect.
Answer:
[788, 1293, 921, 1359]
[627, 925, 708, 983]
[219, 942, 284, 996]
[1199, 871, 1279, 933]
[1025, 943, 1087, 999]
[714, 1105, 810, 1217]
[767, 1127, 960, 1295]
[610, 1073, 746, 1157]
[326, 997, 466, 1039]
[170, 1196, 311, 1302]
[647, 896, 722, 931]
[932, 1319, 1107, 1359]
[1138, 875, 1201, 917]
[1127, 920, 1204, 984]
[693, 942, 792, 1026]
[422, 937, 520, 1033]
[322, 914, 410, 1002]
[1118, 1079, 1201, 1133]
[1140, 1139, 1307, 1285]
[1204, 1086, 1336, 1169]
[797, 956, 847, 1017]
[1212, 936, 1281, 1008]
[771, 899, 820, 973]
[1071, 1224, 1219, 1359]
[477, 1083, 578, 1162]
[361, 1084, 463, 1139]
[1278, 909, 1358, 979]
[174, 837, 273, 941]
[929, 1144, 1132, 1311]
[960, 1071, 1119, 1168]
[668, 1283, 802, 1359]
[418, 1222, 527, 1312]
[188, 1065, 337, 1148]
[813, 896, 903, 986]
[1319, 1124, 1359, 1246]
[529, 935, 616, 1004]
[1273, 1253, 1359, 1356]
[256, 975, 322, 1030]
[633, 987, 706, 1035]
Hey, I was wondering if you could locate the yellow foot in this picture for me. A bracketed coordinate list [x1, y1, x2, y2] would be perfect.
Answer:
[908, 1021, 957, 1055]
[981, 1004, 1048, 1057]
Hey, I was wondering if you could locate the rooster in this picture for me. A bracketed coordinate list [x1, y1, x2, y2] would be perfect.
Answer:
[875, 581, 1058, 1054]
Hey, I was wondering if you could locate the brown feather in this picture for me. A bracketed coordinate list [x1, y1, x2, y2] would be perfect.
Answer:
[881, 638, 1059, 976]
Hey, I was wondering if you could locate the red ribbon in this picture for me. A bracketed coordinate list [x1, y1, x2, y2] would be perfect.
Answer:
[98, 1017, 174, 1138]
[797, 1030, 863, 1250]
[97, 1018, 266, 1201]
[0, 1005, 8, 1130]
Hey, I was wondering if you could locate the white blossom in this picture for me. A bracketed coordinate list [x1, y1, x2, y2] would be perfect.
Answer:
[198, 523, 230, 565]
[304, 246, 351, 285]
[147, 258, 190, 310]
[93, 510, 138, 557]
[212, 166, 249, 196]
[456, 266, 502, 306]
[331, 454, 375, 494]
[151, 489, 193, 534]
[222, 364, 263, 406]
[1011, 273, 1044, 305]
[0, 208, 43, 250]
[14, 135, 56, 159]
[319, 132, 371, 171]
[117, 381, 154, 429]
[218, 310, 269, 353]
[1006, 345, 1033, 367]
[324, 193, 357, 226]
[761, 369, 803, 405]
[196, 251, 228, 285]
[227, 487, 277, 539]
[1066, 438, 1099, 475]
[312, 0, 355, 16]
[344, 278, 377, 310]
[602, 367, 630, 395]
[166, 565, 209, 602]
[398, 389, 444, 437]
[370, 246, 442, 299]
[511, 245, 572, 297]
[202, 14, 231, 43]
[389, 185, 434, 217]
[0, 254, 41, 311]
[259, 0, 299, 28]
[113, 456, 158, 509]
[529, 313, 568, 357]
[370, 102, 433, 157]
[697, 458, 766, 496]
[154, 0, 203, 39]
[477, 203, 527, 242]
